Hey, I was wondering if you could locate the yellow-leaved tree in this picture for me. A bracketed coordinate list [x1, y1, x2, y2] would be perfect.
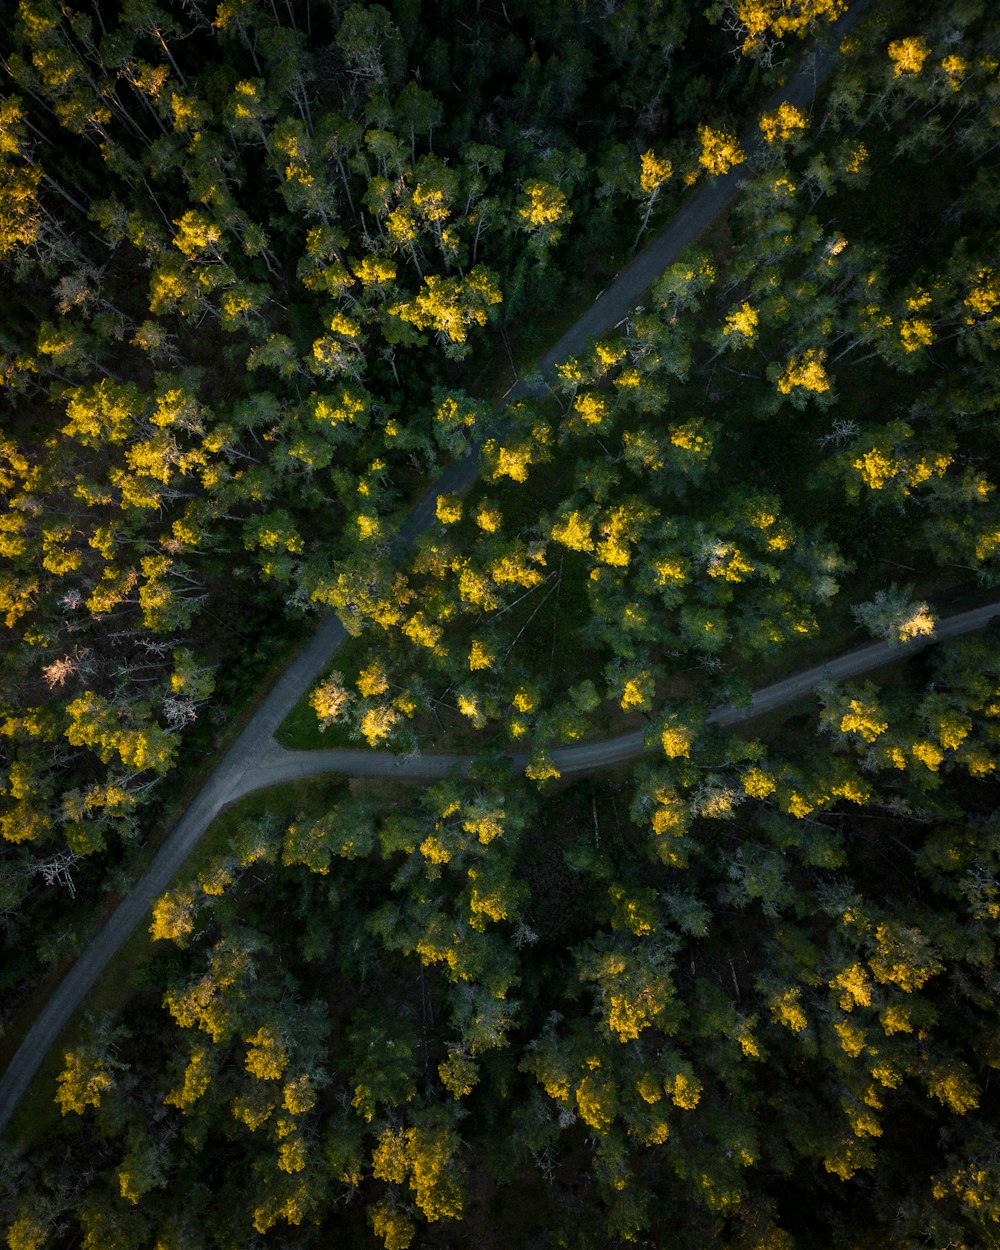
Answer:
[517, 179, 572, 259]
[310, 670, 352, 729]
[721, 0, 847, 62]
[55, 1048, 114, 1115]
[697, 125, 746, 177]
[388, 268, 501, 358]
[633, 149, 673, 247]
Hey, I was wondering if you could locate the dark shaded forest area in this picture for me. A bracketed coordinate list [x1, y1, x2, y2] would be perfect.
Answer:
[2, 1, 1000, 1247]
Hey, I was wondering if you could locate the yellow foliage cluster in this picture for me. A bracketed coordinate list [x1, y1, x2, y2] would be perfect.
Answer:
[490, 547, 544, 588]
[413, 181, 450, 222]
[661, 721, 692, 759]
[458, 564, 500, 612]
[457, 692, 486, 729]
[438, 1050, 478, 1100]
[372, 1125, 464, 1222]
[939, 53, 968, 90]
[596, 504, 645, 567]
[572, 391, 607, 427]
[172, 208, 222, 259]
[831, 777, 871, 804]
[669, 1071, 702, 1110]
[594, 339, 627, 370]
[839, 698, 888, 744]
[434, 492, 462, 525]
[620, 672, 654, 712]
[654, 555, 688, 587]
[518, 180, 570, 230]
[830, 963, 873, 1011]
[776, 348, 830, 395]
[932, 1162, 995, 1212]
[314, 387, 366, 427]
[936, 710, 970, 751]
[722, 301, 759, 342]
[520, 181, 567, 227]
[899, 318, 935, 352]
[468, 875, 508, 925]
[964, 267, 999, 320]
[697, 125, 746, 176]
[609, 885, 656, 937]
[55, 1050, 113, 1115]
[420, 833, 451, 865]
[733, 0, 846, 57]
[910, 740, 944, 771]
[310, 671, 351, 729]
[639, 149, 673, 194]
[283, 1073, 315, 1115]
[607, 993, 653, 1043]
[434, 393, 478, 442]
[389, 268, 501, 345]
[463, 809, 505, 845]
[650, 787, 688, 840]
[327, 311, 360, 338]
[468, 639, 493, 671]
[551, 509, 594, 552]
[759, 101, 808, 144]
[698, 784, 741, 819]
[360, 704, 401, 746]
[149, 885, 198, 945]
[245, 1026, 288, 1080]
[353, 255, 397, 285]
[474, 500, 502, 533]
[869, 923, 942, 992]
[576, 1073, 615, 1131]
[636, 1072, 662, 1104]
[845, 142, 869, 174]
[735, 1020, 761, 1059]
[742, 767, 777, 799]
[852, 447, 952, 494]
[164, 1045, 213, 1111]
[511, 683, 537, 711]
[705, 541, 755, 583]
[927, 1065, 980, 1115]
[482, 428, 546, 482]
[888, 36, 931, 77]
[525, 748, 560, 782]
[670, 422, 710, 457]
[896, 603, 936, 642]
[357, 662, 390, 698]
[770, 987, 808, 1032]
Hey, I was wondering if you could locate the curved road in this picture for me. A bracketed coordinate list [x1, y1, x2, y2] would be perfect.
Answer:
[231, 602, 1000, 794]
[0, 0, 879, 1136]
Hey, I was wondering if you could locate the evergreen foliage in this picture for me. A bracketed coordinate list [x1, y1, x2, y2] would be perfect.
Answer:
[3, 1, 1000, 1247]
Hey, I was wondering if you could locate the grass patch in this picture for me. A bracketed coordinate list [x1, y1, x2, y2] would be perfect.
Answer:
[274, 634, 372, 751]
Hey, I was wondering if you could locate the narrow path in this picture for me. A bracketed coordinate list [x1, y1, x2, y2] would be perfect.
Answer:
[229, 602, 1000, 793]
[0, 0, 877, 1137]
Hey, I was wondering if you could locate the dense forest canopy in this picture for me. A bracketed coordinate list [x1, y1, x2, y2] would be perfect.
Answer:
[2, 0, 1000, 1247]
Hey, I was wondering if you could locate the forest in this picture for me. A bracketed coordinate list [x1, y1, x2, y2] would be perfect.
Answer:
[2, 0, 1000, 1246]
